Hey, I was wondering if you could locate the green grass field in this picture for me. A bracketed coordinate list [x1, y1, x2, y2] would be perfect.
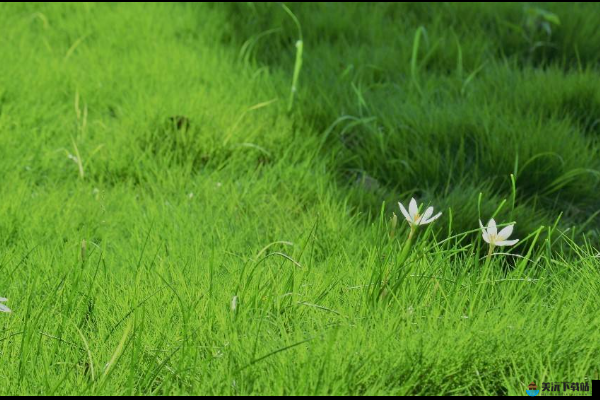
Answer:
[1, 2, 599, 395]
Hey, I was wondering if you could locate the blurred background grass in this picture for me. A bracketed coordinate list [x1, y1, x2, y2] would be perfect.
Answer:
[218, 2, 600, 239]
[1, 2, 599, 395]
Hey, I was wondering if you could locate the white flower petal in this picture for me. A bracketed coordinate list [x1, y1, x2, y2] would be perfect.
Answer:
[495, 239, 519, 247]
[482, 231, 491, 244]
[422, 212, 442, 225]
[497, 224, 514, 241]
[398, 202, 411, 222]
[409, 198, 419, 219]
[479, 220, 489, 241]
[487, 219, 497, 237]
[0, 299, 10, 313]
[421, 207, 434, 222]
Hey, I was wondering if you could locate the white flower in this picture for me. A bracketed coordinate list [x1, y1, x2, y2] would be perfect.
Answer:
[398, 198, 442, 227]
[0, 297, 11, 313]
[480, 219, 519, 247]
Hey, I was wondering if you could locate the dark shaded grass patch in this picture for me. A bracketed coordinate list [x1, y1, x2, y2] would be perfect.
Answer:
[215, 2, 600, 237]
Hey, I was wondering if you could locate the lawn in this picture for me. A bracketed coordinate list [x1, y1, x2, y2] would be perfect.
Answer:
[0, 2, 599, 395]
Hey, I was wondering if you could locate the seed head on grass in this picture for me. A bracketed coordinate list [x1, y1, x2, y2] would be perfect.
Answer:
[0, 297, 11, 313]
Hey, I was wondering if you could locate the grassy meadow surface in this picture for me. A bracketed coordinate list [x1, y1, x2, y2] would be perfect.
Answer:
[1, 2, 599, 395]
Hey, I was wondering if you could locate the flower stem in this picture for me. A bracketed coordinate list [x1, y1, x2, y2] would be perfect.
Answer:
[487, 244, 495, 259]
[483, 244, 495, 271]
[408, 224, 416, 241]
[398, 226, 415, 266]
[381, 225, 415, 300]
